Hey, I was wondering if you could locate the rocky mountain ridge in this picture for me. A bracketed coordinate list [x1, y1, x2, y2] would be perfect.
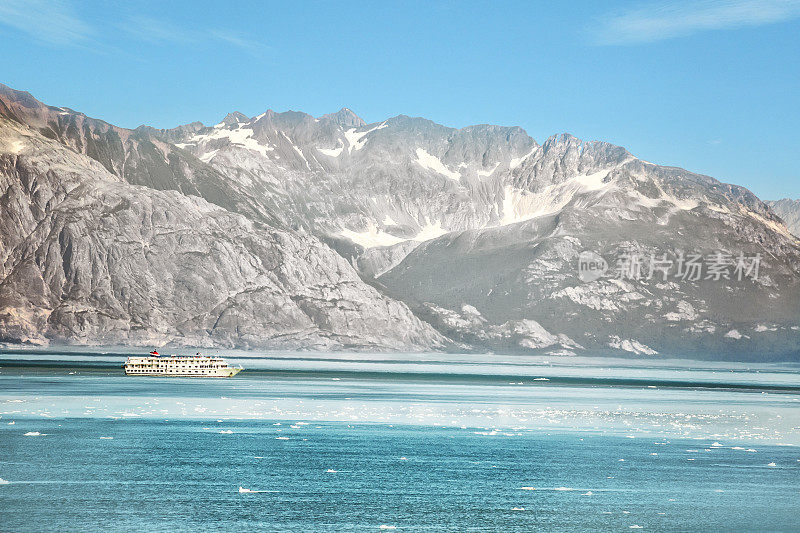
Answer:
[1, 83, 798, 359]
[768, 198, 800, 237]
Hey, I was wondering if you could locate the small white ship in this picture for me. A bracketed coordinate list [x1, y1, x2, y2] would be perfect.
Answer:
[124, 351, 243, 377]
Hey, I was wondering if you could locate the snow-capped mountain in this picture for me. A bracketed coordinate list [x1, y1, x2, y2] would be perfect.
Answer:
[768, 199, 800, 237]
[0, 85, 444, 350]
[1, 83, 798, 359]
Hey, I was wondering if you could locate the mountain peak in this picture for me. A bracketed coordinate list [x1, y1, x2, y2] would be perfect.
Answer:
[0, 82, 38, 106]
[219, 111, 249, 126]
[319, 107, 366, 127]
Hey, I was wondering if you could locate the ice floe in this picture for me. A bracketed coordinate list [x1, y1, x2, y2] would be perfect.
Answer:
[238, 486, 272, 493]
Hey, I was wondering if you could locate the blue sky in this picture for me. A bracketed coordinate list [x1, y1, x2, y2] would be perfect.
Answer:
[0, 0, 798, 199]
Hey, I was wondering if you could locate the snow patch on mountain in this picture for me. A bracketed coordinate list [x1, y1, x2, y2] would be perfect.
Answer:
[665, 300, 698, 321]
[500, 185, 559, 225]
[744, 209, 795, 240]
[725, 329, 745, 340]
[345, 123, 387, 153]
[509, 147, 537, 169]
[199, 149, 219, 163]
[477, 162, 501, 177]
[551, 284, 621, 311]
[185, 124, 275, 159]
[414, 148, 461, 181]
[754, 324, 778, 332]
[340, 224, 407, 248]
[0, 130, 27, 154]
[498, 169, 615, 227]
[340, 217, 448, 249]
[290, 141, 311, 169]
[632, 183, 699, 212]
[317, 141, 344, 157]
[608, 336, 658, 355]
[414, 217, 448, 241]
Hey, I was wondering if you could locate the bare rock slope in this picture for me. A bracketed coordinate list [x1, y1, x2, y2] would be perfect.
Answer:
[1, 83, 798, 359]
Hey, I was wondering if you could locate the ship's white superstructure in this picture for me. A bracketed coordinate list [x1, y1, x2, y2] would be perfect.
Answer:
[124, 352, 242, 377]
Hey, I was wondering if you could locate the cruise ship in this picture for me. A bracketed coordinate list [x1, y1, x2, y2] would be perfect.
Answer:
[124, 351, 243, 377]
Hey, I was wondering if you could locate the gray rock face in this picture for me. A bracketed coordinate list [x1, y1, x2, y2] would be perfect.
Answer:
[768, 199, 800, 237]
[0, 116, 445, 350]
[319, 108, 366, 128]
[1, 83, 798, 359]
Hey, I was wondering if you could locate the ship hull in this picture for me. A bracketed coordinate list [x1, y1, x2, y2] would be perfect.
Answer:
[124, 368, 241, 377]
[123, 355, 243, 377]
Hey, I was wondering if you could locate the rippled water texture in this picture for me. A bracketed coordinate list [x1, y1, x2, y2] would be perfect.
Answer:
[1, 350, 799, 531]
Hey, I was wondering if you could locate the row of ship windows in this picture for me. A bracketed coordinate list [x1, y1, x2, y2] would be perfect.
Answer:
[127, 369, 215, 373]
[127, 365, 223, 368]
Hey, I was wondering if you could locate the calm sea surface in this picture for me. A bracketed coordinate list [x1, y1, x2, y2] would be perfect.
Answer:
[1, 350, 799, 531]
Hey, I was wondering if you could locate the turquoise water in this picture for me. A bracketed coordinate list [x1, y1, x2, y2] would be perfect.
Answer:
[1, 352, 800, 531]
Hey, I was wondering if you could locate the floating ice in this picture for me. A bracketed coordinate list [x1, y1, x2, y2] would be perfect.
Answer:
[238, 486, 272, 493]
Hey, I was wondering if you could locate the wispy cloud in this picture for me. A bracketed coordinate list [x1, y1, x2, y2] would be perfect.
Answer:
[592, 0, 800, 45]
[0, 0, 92, 46]
[210, 30, 270, 57]
[124, 16, 272, 58]
[123, 16, 199, 45]
[0, 1, 271, 57]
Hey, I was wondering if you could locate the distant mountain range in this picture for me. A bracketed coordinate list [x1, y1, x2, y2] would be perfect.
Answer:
[767, 199, 800, 237]
[1, 83, 798, 359]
